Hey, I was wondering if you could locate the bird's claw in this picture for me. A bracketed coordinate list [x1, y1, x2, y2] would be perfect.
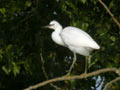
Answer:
[83, 72, 87, 79]
[64, 73, 71, 77]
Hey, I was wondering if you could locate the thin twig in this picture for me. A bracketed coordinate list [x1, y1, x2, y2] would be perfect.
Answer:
[103, 77, 120, 90]
[98, 0, 120, 28]
[24, 68, 120, 90]
[40, 53, 49, 79]
[40, 53, 61, 90]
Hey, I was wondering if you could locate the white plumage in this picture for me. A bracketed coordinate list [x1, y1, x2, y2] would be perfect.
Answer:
[60, 26, 100, 56]
[47, 20, 100, 56]
[44, 20, 100, 75]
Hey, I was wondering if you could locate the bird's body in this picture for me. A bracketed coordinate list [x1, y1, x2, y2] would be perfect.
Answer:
[44, 20, 100, 75]
[60, 26, 100, 56]
[49, 21, 100, 56]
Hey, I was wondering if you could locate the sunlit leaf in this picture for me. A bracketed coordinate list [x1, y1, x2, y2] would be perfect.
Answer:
[0, 8, 6, 15]
[2, 66, 11, 75]
[80, 0, 86, 4]
[26, 1, 32, 7]
[12, 62, 20, 76]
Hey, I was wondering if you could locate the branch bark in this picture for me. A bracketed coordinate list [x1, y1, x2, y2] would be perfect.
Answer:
[103, 77, 120, 90]
[40, 53, 61, 90]
[98, 0, 120, 28]
[24, 68, 120, 90]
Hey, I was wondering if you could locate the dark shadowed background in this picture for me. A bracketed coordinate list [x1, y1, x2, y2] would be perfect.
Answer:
[0, 0, 120, 90]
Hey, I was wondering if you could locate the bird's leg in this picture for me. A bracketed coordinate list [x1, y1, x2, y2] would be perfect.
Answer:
[84, 56, 88, 78]
[66, 52, 77, 76]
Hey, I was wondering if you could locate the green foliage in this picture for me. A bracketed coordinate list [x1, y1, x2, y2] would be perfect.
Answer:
[80, 0, 87, 4]
[0, 0, 120, 90]
[26, 1, 32, 7]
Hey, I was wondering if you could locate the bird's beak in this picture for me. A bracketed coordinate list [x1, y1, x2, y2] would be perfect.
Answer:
[42, 25, 50, 28]
[42, 24, 54, 29]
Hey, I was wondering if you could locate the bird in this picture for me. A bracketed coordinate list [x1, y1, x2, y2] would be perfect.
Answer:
[43, 20, 100, 75]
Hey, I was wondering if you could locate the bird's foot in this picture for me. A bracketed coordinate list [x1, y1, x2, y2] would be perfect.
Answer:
[83, 71, 87, 79]
[64, 71, 73, 77]
[64, 72, 71, 77]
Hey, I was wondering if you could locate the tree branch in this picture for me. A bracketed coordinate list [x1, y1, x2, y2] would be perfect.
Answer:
[103, 77, 120, 90]
[98, 0, 120, 28]
[40, 53, 61, 90]
[23, 68, 120, 90]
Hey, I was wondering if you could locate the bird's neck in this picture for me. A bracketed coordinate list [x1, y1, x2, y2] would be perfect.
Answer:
[55, 25, 63, 34]
[52, 31, 65, 46]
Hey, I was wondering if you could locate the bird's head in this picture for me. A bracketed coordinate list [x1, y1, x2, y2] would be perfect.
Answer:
[43, 20, 62, 30]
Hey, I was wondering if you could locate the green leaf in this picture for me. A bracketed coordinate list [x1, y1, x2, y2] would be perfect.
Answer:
[80, 0, 86, 4]
[26, 1, 32, 7]
[6, 44, 13, 51]
[110, 36, 116, 42]
[91, 0, 97, 5]
[12, 62, 20, 76]
[0, 8, 6, 15]
[109, 1, 114, 9]
[2, 66, 11, 75]
[70, 79, 76, 88]
[0, 50, 3, 60]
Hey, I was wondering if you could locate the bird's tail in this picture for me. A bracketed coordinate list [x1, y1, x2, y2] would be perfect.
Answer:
[92, 42, 100, 49]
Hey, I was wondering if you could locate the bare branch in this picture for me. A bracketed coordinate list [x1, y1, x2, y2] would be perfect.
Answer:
[40, 53, 48, 79]
[24, 68, 120, 90]
[40, 53, 61, 90]
[103, 77, 120, 90]
[98, 0, 120, 28]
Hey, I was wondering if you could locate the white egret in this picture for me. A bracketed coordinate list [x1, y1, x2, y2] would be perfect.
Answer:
[43, 20, 100, 75]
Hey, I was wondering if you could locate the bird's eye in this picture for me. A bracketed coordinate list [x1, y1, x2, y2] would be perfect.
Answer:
[50, 24, 54, 26]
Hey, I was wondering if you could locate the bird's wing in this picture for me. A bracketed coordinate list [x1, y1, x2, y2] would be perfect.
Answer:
[60, 26, 100, 49]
